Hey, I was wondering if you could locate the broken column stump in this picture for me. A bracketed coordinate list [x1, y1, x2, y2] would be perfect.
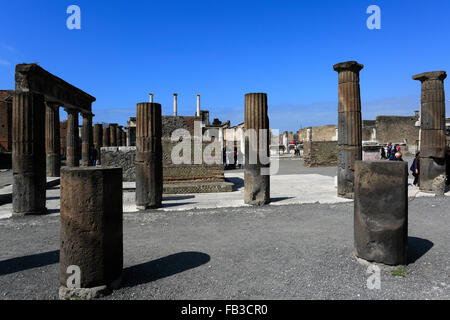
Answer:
[244, 93, 270, 206]
[59, 166, 123, 299]
[102, 126, 110, 147]
[12, 92, 47, 216]
[413, 71, 447, 193]
[334, 61, 363, 199]
[354, 161, 408, 266]
[135, 102, 163, 210]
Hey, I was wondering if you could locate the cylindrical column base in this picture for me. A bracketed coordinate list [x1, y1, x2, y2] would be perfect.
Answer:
[59, 167, 123, 297]
[354, 161, 408, 266]
[244, 164, 270, 206]
[46, 153, 60, 177]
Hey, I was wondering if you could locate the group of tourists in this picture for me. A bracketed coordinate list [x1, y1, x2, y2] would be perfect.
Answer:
[380, 143, 403, 161]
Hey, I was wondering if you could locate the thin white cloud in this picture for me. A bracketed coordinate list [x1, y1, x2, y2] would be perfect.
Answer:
[0, 58, 11, 66]
[2, 45, 15, 52]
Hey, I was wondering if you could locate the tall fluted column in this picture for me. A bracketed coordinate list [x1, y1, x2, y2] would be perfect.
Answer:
[81, 114, 93, 166]
[109, 123, 118, 146]
[66, 109, 79, 167]
[122, 131, 127, 147]
[45, 102, 61, 177]
[12, 92, 47, 216]
[116, 126, 123, 147]
[333, 61, 363, 199]
[93, 124, 103, 164]
[413, 71, 447, 192]
[244, 93, 270, 206]
[135, 102, 163, 210]
[103, 127, 110, 147]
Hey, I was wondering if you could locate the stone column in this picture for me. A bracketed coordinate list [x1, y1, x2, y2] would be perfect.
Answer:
[122, 131, 127, 147]
[109, 124, 118, 146]
[333, 61, 363, 199]
[116, 126, 123, 147]
[103, 127, 110, 147]
[412, 71, 447, 193]
[173, 93, 178, 116]
[45, 102, 61, 177]
[244, 93, 270, 206]
[354, 161, 408, 265]
[81, 114, 93, 166]
[149, 93, 154, 103]
[135, 102, 163, 210]
[93, 124, 103, 164]
[12, 92, 47, 216]
[59, 167, 123, 298]
[196, 94, 201, 116]
[66, 109, 80, 167]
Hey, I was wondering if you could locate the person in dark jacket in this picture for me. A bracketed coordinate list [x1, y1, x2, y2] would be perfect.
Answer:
[411, 151, 420, 186]
[389, 151, 403, 161]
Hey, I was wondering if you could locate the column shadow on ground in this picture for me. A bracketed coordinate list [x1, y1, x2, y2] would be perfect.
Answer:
[121, 251, 210, 288]
[408, 237, 434, 264]
[0, 250, 59, 276]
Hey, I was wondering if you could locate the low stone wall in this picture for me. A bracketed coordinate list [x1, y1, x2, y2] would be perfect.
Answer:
[101, 147, 136, 181]
[303, 141, 337, 167]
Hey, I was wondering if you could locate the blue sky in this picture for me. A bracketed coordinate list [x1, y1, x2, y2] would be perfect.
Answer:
[1, 0, 449, 132]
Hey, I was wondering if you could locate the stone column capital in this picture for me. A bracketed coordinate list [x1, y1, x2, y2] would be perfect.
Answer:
[333, 61, 364, 73]
[412, 71, 447, 82]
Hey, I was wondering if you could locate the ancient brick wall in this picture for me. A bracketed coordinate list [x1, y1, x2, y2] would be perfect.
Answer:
[297, 125, 337, 142]
[375, 115, 419, 146]
[362, 120, 376, 141]
[0, 90, 13, 152]
[303, 141, 338, 167]
[101, 147, 136, 181]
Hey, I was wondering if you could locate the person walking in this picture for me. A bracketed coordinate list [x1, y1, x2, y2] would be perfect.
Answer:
[411, 151, 420, 186]
[380, 146, 386, 159]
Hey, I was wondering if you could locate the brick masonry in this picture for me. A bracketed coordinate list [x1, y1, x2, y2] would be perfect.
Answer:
[303, 141, 338, 167]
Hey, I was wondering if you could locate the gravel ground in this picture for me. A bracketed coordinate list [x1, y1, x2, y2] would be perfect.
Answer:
[0, 195, 448, 300]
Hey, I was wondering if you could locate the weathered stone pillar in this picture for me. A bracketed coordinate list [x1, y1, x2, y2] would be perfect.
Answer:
[173, 93, 178, 116]
[12, 92, 47, 216]
[81, 114, 93, 166]
[354, 161, 408, 265]
[59, 167, 123, 299]
[122, 131, 127, 147]
[66, 109, 79, 167]
[93, 124, 103, 164]
[45, 102, 61, 177]
[334, 61, 363, 199]
[116, 126, 124, 146]
[412, 71, 447, 193]
[135, 102, 163, 210]
[149, 93, 154, 103]
[109, 124, 118, 146]
[103, 127, 110, 147]
[244, 93, 270, 206]
[196, 94, 201, 116]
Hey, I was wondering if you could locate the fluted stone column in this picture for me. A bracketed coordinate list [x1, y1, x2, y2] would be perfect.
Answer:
[196, 94, 201, 116]
[59, 167, 123, 298]
[45, 102, 61, 177]
[103, 127, 110, 147]
[109, 124, 118, 146]
[122, 131, 127, 147]
[354, 161, 408, 265]
[135, 102, 163, 210]
[244, 93, 270, 206]
[66, 109, 79, 167]
[12, 92, 47, 216]
[149, 93, 154, 103]
[116, 126, 123, 147]
[413, 71, 447, 193]
[334, 61, 363, 199]
[81, 114, 93, 166]
[93, 124, 103, 164]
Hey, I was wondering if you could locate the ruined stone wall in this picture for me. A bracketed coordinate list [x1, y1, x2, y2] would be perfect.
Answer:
[101, 147, 136, 182]
[362, 120, 376, 141]
[297, 125, 337, 142]
[303, 141, 338, 167]
[375, 115, 419, 145]
[0, 90, 13, 152]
